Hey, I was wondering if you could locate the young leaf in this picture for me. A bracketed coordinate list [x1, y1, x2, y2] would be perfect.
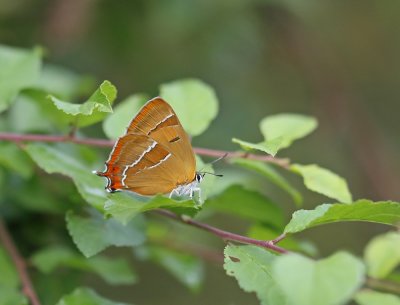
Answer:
[260, 113, 317, 152]
[273, 251, 365, 305]
[232, 138, 282, 157]
[104, 192, 198, 225]
[139, 246, 204, 292]
[31, 246, 137, 285]
[232, 114, 317, 156]
[0, 45, 42, 112]
[56, 287, 132, 305]
[224, 244, 286, 305]
[160, 78, 218, 136]
[103, 94, 148, 139]
[231, 158, 302, 206]
[66, 210, 146, 257]
[285, 200, 400, 234]
[204, 185, 284, 229]
[291, 164, 352, 203]
[354, 290, 400, 305]
[47, 80, 117, 127]
[364, 232, 400, 278]
[25, 143, 107, 209]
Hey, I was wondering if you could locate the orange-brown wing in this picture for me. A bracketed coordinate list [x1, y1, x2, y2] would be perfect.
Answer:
[126, 97, 196, 189]
[123, 126, 197, 195]
[97, 97, 196, 195]
[127, 97, 180, 136]
[148, 125, 196, 182]
[96, 133, 170, 192]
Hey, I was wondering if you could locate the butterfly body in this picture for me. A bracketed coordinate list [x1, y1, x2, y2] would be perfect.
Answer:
[96, 97, 201, 199]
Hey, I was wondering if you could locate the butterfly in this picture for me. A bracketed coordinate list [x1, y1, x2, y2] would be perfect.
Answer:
[95, 97, 205, 199]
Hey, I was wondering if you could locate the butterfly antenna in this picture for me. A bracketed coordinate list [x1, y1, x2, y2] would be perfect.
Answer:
[210, 152, 229, 165]
[198, 153, 227, 175]
[201, 171, 223, 177]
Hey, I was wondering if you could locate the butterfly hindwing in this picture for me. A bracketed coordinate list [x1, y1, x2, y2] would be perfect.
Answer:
[97, 97, 197, 195]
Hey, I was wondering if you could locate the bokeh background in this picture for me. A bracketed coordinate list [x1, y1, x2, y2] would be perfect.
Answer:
[1, 0, 399, 304]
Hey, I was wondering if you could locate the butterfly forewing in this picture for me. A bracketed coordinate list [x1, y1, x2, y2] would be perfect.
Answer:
[127, 98, 180, 136]
[96, 97, 197, 195]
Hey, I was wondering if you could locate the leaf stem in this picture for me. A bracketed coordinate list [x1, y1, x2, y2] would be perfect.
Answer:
[0, 132, 290, 168]
[0, 219, 42, 305]
[154, 209, 289, 254]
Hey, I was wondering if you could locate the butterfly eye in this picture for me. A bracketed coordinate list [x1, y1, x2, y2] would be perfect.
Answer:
[195, 173, 203, 183]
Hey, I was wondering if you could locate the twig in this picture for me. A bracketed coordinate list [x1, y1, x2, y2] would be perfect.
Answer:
[154, 209, 288, 254]
[0, 132, 290, 168]
[0, 219, 41, 305]
[366, 277, 400, 295]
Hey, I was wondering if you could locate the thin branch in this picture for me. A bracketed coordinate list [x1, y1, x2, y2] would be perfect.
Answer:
[154, 209, 288, 254]
[366, 277, 400, 295]
[0, 219, 41, 305]
[0, 132, 290, 168]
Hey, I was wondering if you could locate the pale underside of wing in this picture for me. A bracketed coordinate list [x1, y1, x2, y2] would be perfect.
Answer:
[98, 97, 196, 195]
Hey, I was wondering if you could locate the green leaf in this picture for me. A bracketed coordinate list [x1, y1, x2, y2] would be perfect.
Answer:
[232, 114, 317, 156]
[47, 80, 117, 127]
[224, 244, 285, 305]
[31, 246, 137, 285]
[87, 256, 137, 285]
[25, 143, 107, 209]
[66, 210, 145, 257]
[142, 246, 204, 292]
[56, 287, 132, 305]
[291, 163, 352, 203]
[355, 290, 400, 305]
[273, 251, 365, 305]
[104, 192, 198, 225]
[0, 143, 33, 178]
[0, 45, 42, 112]
[31, 246, 74, 273]
[103, 94, 148, 139]
[285, 200, 400, 234]
[0, 287, 27, 305]
[260, 113, 317, 151]
[365, 232, 400, 278]
[36, 64, 95, 100]
[160, 78, 218, 136]
[205, 185, 284, 229]
[231, 158, 302, 206]
[9, 94, 54, 133]
[0, 246, 19, 289]
[232, 138, 282, 157]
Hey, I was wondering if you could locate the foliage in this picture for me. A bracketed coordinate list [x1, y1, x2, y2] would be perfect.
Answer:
[0, 44, 399, 305]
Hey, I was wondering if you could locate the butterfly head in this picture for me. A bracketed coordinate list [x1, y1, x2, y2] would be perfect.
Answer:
[195, 171, 223, 183]
[195, 172, 205, 183]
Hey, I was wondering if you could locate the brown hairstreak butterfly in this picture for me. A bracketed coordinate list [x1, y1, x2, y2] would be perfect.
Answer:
[95, 97, 213, 199]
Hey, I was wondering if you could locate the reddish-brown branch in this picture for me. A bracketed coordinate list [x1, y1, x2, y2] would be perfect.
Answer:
[0, 219, 41, 305]
[154, 209, 288, 254]
[367, 277, 400, 295]
[0, 132, 290, 168]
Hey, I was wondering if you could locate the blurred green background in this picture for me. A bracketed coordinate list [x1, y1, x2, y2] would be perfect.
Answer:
[1, 0, 399, 304]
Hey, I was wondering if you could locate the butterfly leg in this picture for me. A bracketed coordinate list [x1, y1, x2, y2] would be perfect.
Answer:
[191, 187, 201, 203]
